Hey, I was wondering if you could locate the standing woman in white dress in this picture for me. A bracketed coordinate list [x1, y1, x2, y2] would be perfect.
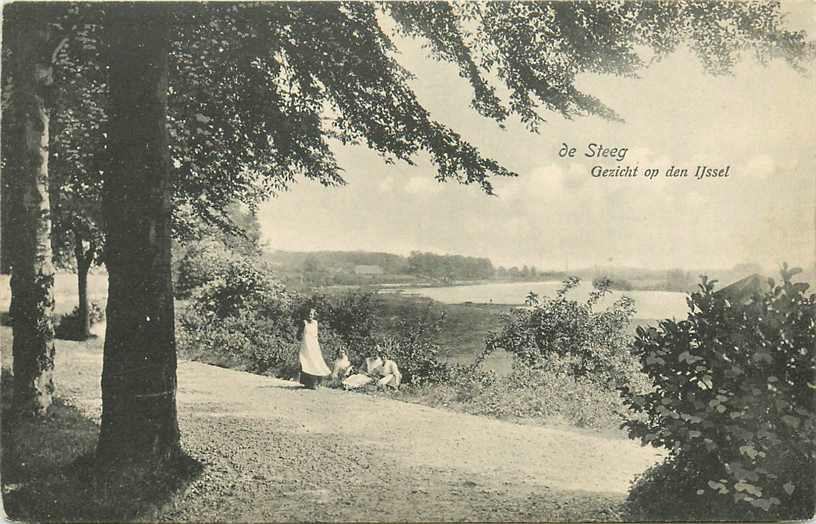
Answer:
[298, 308, 331, 389]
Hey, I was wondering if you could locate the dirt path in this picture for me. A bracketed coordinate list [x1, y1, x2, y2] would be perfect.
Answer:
[46, 343, 663, 522]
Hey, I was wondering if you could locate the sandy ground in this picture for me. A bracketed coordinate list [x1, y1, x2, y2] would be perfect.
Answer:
[39, 341, 664, 522]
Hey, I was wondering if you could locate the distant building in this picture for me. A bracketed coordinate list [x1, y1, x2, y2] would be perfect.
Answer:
[354, 265, 384, 275]
[715, 273, 770, 304]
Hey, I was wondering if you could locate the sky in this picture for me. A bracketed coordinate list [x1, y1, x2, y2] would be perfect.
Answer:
[257, 2, 816, 272]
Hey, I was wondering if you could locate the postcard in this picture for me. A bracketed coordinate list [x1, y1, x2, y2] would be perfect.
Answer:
[2, 2, 814, 522]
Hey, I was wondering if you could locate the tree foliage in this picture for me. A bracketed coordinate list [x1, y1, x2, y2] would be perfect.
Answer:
[389, 1, 812, 130]
[48, 5, 106, 272]
[6, 1, 812, 260]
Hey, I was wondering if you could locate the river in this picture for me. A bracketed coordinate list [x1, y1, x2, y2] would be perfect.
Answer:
[400, 280, 689, 320]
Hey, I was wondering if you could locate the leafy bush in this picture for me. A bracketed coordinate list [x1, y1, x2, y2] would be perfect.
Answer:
[625, 452, 746, 521]
[373, 304, 450, 386]
[177, 257, 301, 374]
[498, 360, 628, 428]
[192, 258, 292, 320]
[485, 276, 642, 389]
[54, 302, 105, 340]
[178, 307, 297, 375]
[621, 266, 816, 520]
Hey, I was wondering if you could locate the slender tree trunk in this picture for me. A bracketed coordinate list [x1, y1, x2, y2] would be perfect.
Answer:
[96, 4, 180, 466]
[73, 227, 91, 340]
[7, 7, 57, 416]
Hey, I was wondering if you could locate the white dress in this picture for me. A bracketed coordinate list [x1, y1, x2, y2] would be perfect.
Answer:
[342, 357, 382, 389]
[377, 359, 402, 388]
[299, 320, 331, 376]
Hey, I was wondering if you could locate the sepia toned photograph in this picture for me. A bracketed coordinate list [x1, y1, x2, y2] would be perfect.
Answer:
[1, 1, 815, 522]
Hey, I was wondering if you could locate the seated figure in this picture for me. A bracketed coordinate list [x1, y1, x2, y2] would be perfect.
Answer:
[341, 348, 402, 391]
[331, 349, 353, 383]
[377, 355, 402, 389]
[341, 355, 382, 390]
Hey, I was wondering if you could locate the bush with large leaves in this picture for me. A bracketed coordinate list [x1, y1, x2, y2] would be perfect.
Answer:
[621, 265, 815, 520]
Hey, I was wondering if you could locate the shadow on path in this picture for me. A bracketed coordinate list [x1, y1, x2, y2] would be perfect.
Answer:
[1, 370, 202, 521]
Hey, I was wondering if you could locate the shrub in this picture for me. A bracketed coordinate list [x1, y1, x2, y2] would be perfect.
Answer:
[485, 276, 642, 389]
[478, 358, 629, 428]
[621, 266, 816, 520]
[177, 307, 299, 374]
[625, 452, 749, 521]
[446, 363, 498, 399]
[373, 304, 450, 386]
[191, 258, 292, 320]
[54, 302, 105, 340]
[177, 257, 301, 374]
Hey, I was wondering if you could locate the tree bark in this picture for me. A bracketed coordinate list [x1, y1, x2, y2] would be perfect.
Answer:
[7, 6, 57, 416]
[73, 227, 91, 340]
[0, 162, 12, 275]
[97, 4, 180, 465]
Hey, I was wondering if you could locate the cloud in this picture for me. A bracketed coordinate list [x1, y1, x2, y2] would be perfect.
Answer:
[495, 162, 577, 201]
[405, 176, 444, 195]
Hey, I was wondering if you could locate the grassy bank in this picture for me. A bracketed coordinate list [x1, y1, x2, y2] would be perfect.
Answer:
[372, 293, 508, 363]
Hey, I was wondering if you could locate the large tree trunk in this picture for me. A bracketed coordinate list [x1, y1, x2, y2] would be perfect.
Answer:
[73, 227, 91, 340]
[7, 6, 57, 416]
[97, 4, 180, 465]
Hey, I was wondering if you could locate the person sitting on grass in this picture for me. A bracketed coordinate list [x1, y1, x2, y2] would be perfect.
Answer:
[341, 353, 382, 390]
[331, 349, 353, 386]
[341, 346, 402, 391]
[376, 349, 402, 390]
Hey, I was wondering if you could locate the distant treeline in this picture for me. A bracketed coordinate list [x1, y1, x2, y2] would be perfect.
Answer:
[264, 249, 497, 283]
[494, 265, 564, 281]
[264, 250, 408, 275]
[405, 251, 494, 281]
